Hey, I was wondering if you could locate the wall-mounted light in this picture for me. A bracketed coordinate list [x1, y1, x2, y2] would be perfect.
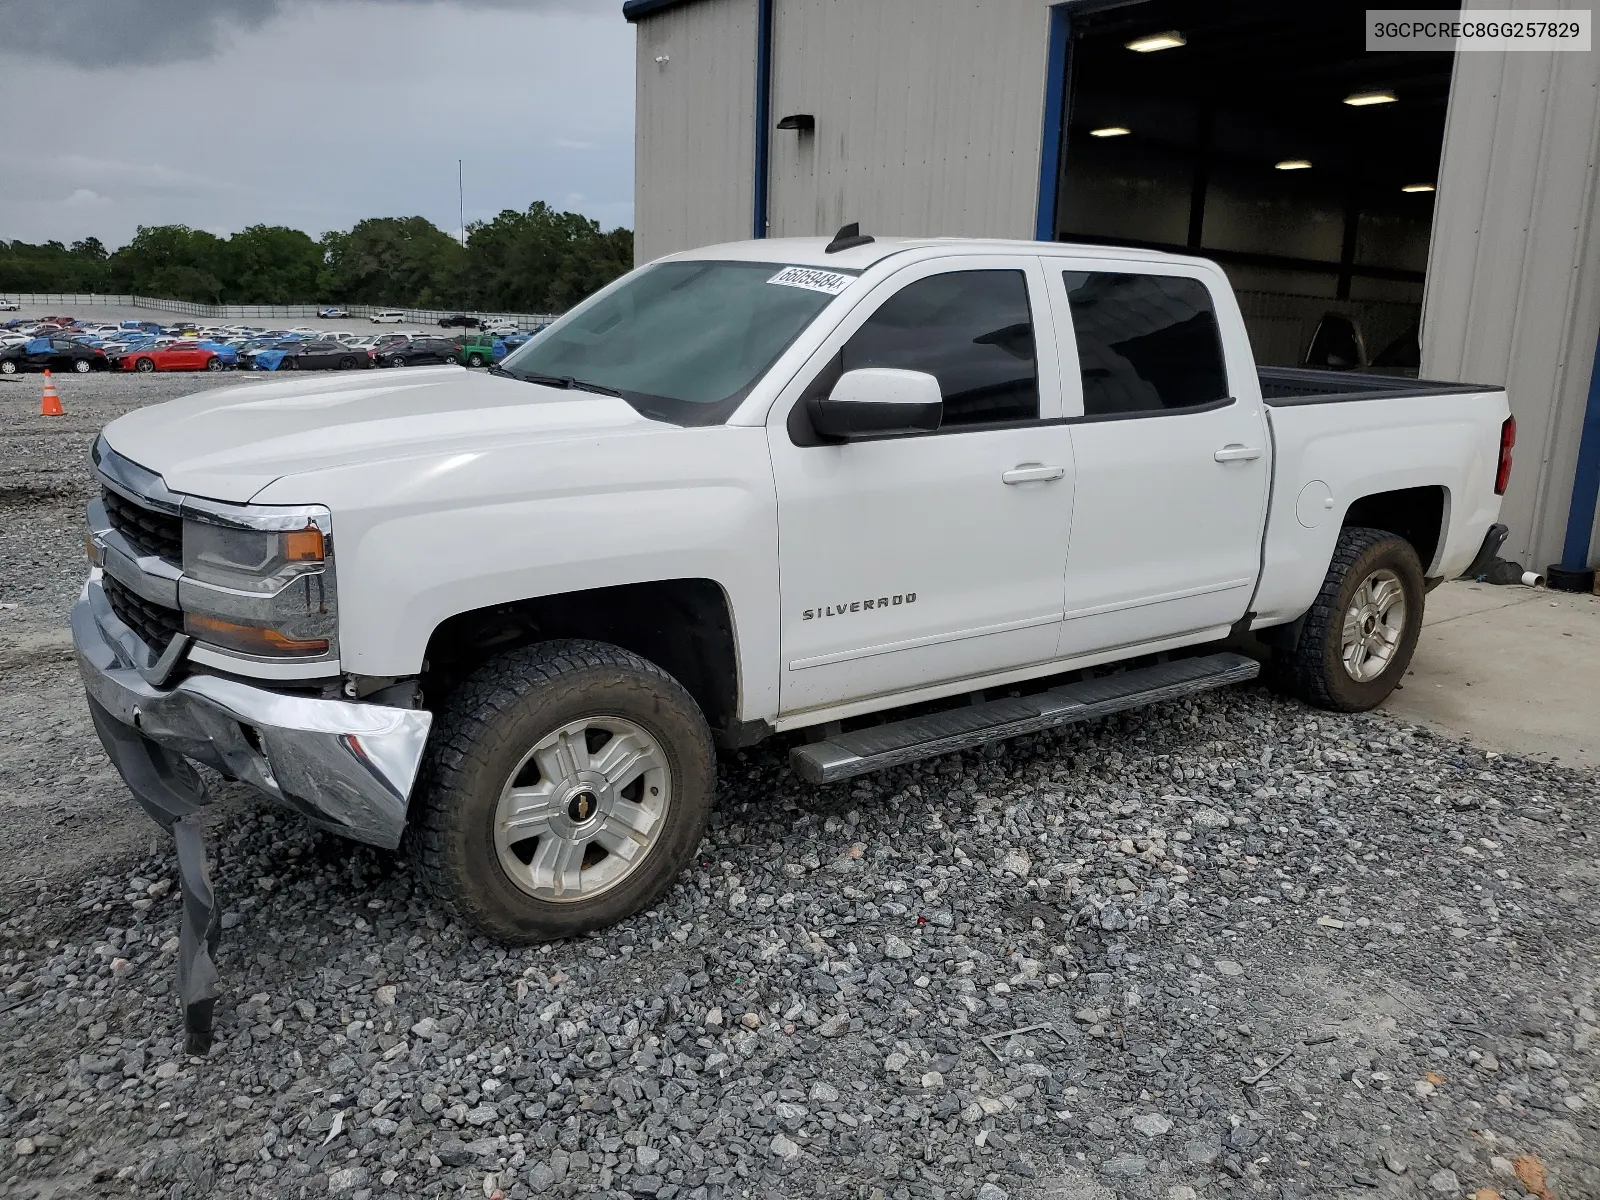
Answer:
[1344, 90, 1396, 106]
[776, 114, 815, 132]
[1090, 126, 1130, 138]
[1402, 183, 1436, 193]
[1125, 31, 1186, 52]
[1275, 159, 1312, 170]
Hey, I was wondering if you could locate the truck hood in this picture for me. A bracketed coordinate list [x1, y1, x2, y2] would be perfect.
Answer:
[101, 366, 664, 502]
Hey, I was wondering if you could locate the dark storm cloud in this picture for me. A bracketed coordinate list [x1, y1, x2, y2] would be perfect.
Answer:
[1, 0, 615, 66]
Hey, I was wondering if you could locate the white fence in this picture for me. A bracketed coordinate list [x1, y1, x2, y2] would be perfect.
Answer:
[1, 293, 558, 327]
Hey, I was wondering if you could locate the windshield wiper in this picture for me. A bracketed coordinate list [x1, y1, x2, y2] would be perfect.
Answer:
[501, 369, 623, 398]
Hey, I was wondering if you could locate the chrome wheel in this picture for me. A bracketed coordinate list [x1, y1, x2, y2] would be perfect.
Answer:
[1341, 567, 1406, 682]
[493, 715, 671, 902]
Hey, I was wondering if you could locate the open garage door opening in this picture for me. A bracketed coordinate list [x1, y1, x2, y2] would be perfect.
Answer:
[1051, 0, 1456, 372]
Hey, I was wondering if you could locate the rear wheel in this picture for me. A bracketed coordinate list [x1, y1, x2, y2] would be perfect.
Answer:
[466, 353, 485, 368]
[1276, 526, 1424, 712]
[411, 640, 715, 942]
[204, 356, 223, 371]
[338, 356, 356, 369]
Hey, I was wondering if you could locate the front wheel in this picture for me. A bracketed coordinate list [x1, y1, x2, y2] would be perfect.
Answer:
[410, 640, 715, 942]
[0, 359, 17, 375]
[134, 357, 155, 373]
[1276, 526, 1424, 712]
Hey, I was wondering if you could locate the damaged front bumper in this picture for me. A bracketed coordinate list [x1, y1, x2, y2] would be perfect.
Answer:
[72, 575, 432, 1051]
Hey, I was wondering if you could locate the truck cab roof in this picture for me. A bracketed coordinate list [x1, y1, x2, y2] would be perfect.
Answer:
[661, 233, 1218, 274]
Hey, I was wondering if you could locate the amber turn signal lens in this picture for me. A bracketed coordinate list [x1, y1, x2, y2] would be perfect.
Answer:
[185, 613, 329, 657]
[283, 527, 325, 562]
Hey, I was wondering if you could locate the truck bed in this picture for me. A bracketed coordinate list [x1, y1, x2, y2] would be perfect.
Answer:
[1259, 366, 1502, 406]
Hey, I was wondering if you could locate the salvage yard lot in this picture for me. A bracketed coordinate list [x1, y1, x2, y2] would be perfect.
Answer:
[1, 371, 1596, 1200]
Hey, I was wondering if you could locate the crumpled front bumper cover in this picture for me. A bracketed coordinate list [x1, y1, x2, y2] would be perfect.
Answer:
[72, 578, 432, 1052]
[73, 579, 431, 848]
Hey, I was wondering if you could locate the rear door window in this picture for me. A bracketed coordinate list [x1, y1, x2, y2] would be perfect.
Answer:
[1062, 272, 1229, 417]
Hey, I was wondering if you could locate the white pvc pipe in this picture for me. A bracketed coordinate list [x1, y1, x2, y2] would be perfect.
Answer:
[1522, 571, 1546, 588]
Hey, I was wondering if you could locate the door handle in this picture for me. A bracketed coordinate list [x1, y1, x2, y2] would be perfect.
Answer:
[1214, 444, 1263, 463]
[1002, 464, 1066, 485]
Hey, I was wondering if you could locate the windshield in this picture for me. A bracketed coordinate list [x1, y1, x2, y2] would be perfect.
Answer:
[498, 260, 858, 425]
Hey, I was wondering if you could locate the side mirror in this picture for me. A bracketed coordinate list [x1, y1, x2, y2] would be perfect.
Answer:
[809, 368, 942, 440]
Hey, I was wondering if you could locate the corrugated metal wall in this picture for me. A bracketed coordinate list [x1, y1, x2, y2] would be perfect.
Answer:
[766, 0, 1053, 240]
[633, 0, 759, 264]
[1422, 0, 1600, 569]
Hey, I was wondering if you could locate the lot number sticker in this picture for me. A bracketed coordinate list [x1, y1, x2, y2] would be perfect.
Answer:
[768, 266, 854, 295]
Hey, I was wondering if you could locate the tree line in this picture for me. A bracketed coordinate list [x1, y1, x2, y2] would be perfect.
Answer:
[0, 203, 633, 313]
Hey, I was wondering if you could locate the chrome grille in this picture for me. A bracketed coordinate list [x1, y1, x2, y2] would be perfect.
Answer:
[102, 487, 182, 563]
[103, 573, 183, 649]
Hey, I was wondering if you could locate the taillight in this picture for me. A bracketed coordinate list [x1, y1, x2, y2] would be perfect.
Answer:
[1495, 415, 1515, 495]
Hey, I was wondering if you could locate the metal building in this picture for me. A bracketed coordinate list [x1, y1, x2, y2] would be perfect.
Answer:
[624, 0, 1600, 576]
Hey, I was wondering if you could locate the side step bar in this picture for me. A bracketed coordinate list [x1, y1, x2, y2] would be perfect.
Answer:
[788, 651, 1259, 785]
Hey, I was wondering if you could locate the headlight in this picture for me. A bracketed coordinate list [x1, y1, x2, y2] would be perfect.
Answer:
[183, 521, 324, 593]
[178, 513, 336, 660]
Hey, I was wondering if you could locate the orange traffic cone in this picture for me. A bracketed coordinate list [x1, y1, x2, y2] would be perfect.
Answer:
[40, 370, 64, 417]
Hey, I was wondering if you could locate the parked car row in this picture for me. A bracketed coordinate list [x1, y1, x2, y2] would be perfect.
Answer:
[0, 312, 546, 374]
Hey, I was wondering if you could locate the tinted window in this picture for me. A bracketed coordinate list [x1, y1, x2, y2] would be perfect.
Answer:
[842, 270, 1038, 425]
[1063, 272, 1228, 417]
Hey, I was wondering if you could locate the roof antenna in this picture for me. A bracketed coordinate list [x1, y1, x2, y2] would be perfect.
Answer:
[825, 222, 875, 254]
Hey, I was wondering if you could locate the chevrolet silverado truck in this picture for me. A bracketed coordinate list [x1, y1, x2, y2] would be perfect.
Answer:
[74, 228, 1513, 1050]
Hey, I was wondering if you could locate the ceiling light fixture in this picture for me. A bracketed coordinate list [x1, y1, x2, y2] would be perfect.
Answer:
[1402, 183, 1436, 193]
[1125, 31, 1186, 52]
[1090, 126, 1131, 138]
[1275, 159, 1312, 171]
[1344, 90, 1397, 106]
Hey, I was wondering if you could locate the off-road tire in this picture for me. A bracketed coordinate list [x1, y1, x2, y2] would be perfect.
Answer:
[410, 639, 715, 942]
[1278, 525, 1424, 712]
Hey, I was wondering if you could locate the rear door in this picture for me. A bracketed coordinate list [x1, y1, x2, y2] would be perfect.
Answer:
[1042, 261, 1270, 655]
[766, 257, 1076, 715]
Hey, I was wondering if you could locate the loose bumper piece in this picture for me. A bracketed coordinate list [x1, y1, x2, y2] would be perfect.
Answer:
[72, 578, 433, 1052]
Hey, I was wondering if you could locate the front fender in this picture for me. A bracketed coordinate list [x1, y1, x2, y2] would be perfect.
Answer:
[252, 425, 782, 721]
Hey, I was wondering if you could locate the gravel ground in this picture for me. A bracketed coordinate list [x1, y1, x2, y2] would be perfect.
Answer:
[1, 374, 1596, 1200]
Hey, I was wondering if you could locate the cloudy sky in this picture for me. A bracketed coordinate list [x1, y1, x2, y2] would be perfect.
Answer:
[0, 0, 635, 248]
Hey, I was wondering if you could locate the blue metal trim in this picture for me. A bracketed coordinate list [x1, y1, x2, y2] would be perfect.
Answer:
[753, 0, 774, 238]
[1035, 5, 1072, 242]
[1559, 322, 1600, 568]
[622, 0, 696, 22]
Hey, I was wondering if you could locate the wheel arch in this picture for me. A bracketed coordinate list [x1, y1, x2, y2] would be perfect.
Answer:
[421, 578, 752, 748]
[1340, 484, 1447, 575]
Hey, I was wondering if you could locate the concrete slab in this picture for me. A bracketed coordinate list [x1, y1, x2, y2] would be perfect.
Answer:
[1384, 581, 1600, 764]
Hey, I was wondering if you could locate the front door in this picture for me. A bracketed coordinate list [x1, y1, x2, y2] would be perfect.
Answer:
[1042, 262, 1270, 655]
[767, 258, 1075, 716]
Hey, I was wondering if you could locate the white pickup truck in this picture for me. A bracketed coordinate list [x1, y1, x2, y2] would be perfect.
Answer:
[75, 229, 1513, 1049]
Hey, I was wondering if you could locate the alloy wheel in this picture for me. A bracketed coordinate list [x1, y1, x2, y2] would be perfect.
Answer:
[492, 715, 671, 902]
[1340, 567, 1406, 682]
